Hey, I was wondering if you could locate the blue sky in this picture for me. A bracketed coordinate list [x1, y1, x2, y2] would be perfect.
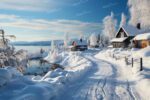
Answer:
[0, 0, 128, 41]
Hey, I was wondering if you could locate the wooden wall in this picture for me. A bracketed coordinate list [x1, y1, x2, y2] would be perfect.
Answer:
[134, 40, 150, 48]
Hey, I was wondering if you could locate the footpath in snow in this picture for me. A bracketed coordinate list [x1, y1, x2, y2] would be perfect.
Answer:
[55, 50, 143, 100]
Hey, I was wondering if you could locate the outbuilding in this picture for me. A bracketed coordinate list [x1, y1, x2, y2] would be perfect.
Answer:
[111, 24, 142, 48]
[133, 33, 150, 48]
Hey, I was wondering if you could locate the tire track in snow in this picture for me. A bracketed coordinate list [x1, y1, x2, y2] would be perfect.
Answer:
[94, 57, 139, 100]
[126, 80, 135, 100]
[126, 80, 141, 100]
[95, 78, 107, 100]
[84, 78, 107, 100]
[83, 55, 115, 100]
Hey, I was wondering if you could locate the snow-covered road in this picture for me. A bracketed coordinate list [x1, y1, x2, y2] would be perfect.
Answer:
[55, 54, 140, 100]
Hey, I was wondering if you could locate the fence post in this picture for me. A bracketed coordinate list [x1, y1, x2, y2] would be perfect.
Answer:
[125, 57, 128, 65]
[132, 58, 134, 67]
[140, 58, 143, 71]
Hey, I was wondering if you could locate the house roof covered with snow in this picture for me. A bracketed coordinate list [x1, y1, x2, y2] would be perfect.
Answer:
[133, 33, 150, 40]
[69, 39, 87, 46]
[115, 25, 142, 37]
[111, 37, 128, 42]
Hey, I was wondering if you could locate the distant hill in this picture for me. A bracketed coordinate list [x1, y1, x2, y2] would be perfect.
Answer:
[11, 40, 64, 46]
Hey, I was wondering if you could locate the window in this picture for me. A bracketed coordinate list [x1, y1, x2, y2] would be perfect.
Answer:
[121, 32, 125, 37]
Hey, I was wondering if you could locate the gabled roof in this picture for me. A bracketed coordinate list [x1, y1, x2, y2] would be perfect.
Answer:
[115, 25, 142, 37]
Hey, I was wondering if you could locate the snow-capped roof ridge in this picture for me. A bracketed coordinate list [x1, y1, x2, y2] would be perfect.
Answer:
[111, 37, 128, 42]
[115, 25, 144, 37]
[134, 32, 150, 40]
[121, 25, 143, 36]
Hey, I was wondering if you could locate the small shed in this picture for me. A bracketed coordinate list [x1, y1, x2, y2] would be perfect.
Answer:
[133, 33, 150, 48]
[111, 25, 142, 48]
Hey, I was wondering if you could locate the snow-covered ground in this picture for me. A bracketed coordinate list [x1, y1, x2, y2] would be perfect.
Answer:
[95, 47, 150, 100]
[0, 51, 92, 100]
[0, 47, 150, 100]
[55, 48, 150, 100]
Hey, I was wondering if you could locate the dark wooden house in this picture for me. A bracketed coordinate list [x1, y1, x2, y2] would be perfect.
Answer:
[133, 33, 150, 48]
[111, 25, 142, 48]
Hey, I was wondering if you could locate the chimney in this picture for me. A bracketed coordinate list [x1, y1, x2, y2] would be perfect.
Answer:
[80, 38, 82, 42]
[136, 23, 141, 30]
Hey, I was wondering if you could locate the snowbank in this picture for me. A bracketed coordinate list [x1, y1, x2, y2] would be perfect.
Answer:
[0, 69, 12, 86]
[0, 51, 92, 100]
[44, 50, 62, 63]
[0, 67, 56, 100]
[41, 51, 92, 84]
[133, 46, 150, 57]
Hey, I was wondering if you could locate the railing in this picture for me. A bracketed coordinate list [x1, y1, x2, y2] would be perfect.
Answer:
[107, 51, 147, 71]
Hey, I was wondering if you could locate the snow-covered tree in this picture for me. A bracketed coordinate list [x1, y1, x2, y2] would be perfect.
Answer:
[101, 12, 117, 46]
[120, 13, 126, 27]
[89, 33, 98, 46]
[51, 40, 55, 51]
[45, 40, 61, 63]
[64, 33, 69, 49]
[128, 0, 150, 30]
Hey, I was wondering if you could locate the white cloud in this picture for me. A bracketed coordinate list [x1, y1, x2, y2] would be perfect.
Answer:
[0, 0, 75, 12]
[128, 0, 150, 29]
[0, 14, 101, 41]
[76, 11, 91, 16]
[73, 0, 89, 6]
[102, 3, 118, 9]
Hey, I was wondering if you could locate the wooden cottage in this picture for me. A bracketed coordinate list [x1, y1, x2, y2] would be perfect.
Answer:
[69, 38, 87, 51]
[133, 33, 150, 48]
[111, 25, 141, 48]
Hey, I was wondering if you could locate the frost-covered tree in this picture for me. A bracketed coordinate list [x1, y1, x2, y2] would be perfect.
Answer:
[101, 12, 117, 46]
[128, 0, 150, 30]
[89, 33, 98, 46]
[64, 33, 69, 49]
[51, 40, 55, 51]
[120, 13, 126, 27]
[45, 40, 61, 63]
